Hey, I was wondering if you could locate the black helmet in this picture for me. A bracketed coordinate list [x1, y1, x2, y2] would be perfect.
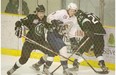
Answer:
[36, 5, 45, 12]
[75, 10, 87, 17]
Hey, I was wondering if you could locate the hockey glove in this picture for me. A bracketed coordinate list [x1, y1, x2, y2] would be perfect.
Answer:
[15, 27, 22, 38]
[51, 20, 63, 27]
[15, 21, 22, 27]
[70, 37, 79, 50]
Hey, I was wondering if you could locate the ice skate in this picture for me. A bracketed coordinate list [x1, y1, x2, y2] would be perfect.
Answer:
[68, 66, 78, 72]
[101, 66, 109, 73]
[100, 65, 109, 74]
[7, 67, 16, 75]
[42, 65, 51, 75]
[63, 68, 74, 75]
[69, 59, 79, 72]
[98, 60, 109, 74]
[31, 63, 40, 71]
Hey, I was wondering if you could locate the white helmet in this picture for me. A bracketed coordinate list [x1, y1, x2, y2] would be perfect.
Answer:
[67, 3, 78, 10]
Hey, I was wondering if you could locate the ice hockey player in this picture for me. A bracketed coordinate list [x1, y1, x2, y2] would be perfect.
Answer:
[69, 10, 109, 73]
[32, 2, 79, 75]
[7, 5, 56, 75]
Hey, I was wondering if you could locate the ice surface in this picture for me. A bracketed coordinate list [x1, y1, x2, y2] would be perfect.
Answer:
[1, 55, 115, 75]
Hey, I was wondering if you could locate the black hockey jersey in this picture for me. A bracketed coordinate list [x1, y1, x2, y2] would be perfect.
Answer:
[16, 14, 48, 42]
[76, 10, 106, 35]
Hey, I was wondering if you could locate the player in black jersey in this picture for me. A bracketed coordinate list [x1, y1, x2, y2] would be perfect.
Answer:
[7, 5, 56, 75]
[33, 3, 78, 75]
[69, 10, 108, 73]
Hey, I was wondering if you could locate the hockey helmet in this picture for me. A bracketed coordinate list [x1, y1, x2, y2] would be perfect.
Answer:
[36, 5, 45, 12]
[75, 10, 86, 17]
[67, 3, 78, 10]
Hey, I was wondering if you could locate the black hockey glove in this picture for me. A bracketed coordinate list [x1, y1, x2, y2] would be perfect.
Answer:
[15, 27, 22, 38]
[15, 21, 22, 27]
[70, 37, 79, 50]
[15, 21, 23, 38]
[51, 20, 63, 27]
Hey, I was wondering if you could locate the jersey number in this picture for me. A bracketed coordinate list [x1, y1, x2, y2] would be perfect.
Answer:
[88, 15, 98, 24]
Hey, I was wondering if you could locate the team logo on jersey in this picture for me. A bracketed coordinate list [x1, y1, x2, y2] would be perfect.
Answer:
[35, 23, 44, 36]
[63, 15, 68, 19]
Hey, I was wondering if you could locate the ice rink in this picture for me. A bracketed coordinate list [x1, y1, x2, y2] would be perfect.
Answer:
[1, 55, 115, 75]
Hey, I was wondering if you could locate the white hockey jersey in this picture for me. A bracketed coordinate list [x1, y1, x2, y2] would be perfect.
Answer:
[47, 9, 80, 38]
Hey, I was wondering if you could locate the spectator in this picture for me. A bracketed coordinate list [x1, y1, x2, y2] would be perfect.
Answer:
[5, 0, 19, 14]
[5, 0, 29, 15]
[22, 0, 29, 15]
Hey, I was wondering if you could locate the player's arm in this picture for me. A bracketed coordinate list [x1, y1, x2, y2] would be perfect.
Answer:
[15, 14, 34, 38]
[20, 14, 35, 28]
[15, 14, 34, 28]
[47, 10, 64, 24]
[51, 20, 63, 28]
[82, 19, 94, 37]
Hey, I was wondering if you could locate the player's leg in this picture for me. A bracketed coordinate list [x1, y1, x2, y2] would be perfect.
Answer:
[70, 36, 92, 71]
[47, 31, 72, 75]
[43, 44, 57, 75]
[31, 38, 49, 71]
[32, 55, 54, 75]
[41, 43, 55, 75]
[94, 35, 108, 73]
[42, 55, 54, 75]
[32, 55, 47, 71]
[7, 41, 33, 75]
[59, 46, 72, 75]
[32, 39, 55, 75]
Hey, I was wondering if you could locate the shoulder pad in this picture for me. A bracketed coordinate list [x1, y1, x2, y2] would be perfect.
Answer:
[27, 14, 35, 18]
[26, 14, 37, 20]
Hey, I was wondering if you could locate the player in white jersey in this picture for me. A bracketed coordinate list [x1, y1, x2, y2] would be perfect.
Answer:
[47, 2, 79, 55]
[32, 3, 79, 75]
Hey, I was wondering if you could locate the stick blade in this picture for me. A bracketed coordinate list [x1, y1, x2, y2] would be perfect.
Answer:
[96, 70, 109, 74]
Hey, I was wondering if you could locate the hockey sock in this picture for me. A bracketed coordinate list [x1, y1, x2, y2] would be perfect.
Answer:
[99, 60, 105, 67]
[37, 57, 46, 66]
[45, 61, 53, 69]
[97, 56, 106, 67]
[60, 61, 68, 70]
[13, 63, 20, 70]
[13, 60, 22, 70]
[73, 59, 79, 67]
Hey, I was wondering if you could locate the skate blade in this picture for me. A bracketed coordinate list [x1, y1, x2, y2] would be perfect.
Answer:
[69, 71, 78, 75]
[37, 71, 52, 75]
[37, 73, 46, 75]
[29, 66, 40, 71]
[37, 72, 45, 75]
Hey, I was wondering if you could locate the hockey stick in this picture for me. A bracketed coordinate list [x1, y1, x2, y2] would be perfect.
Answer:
[22, 35, 74, 63]
[23, 36, 108, 74]
[51, 37, 90, 74]
[51, 37, 109, 74]
[77, 52, 109, 74]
